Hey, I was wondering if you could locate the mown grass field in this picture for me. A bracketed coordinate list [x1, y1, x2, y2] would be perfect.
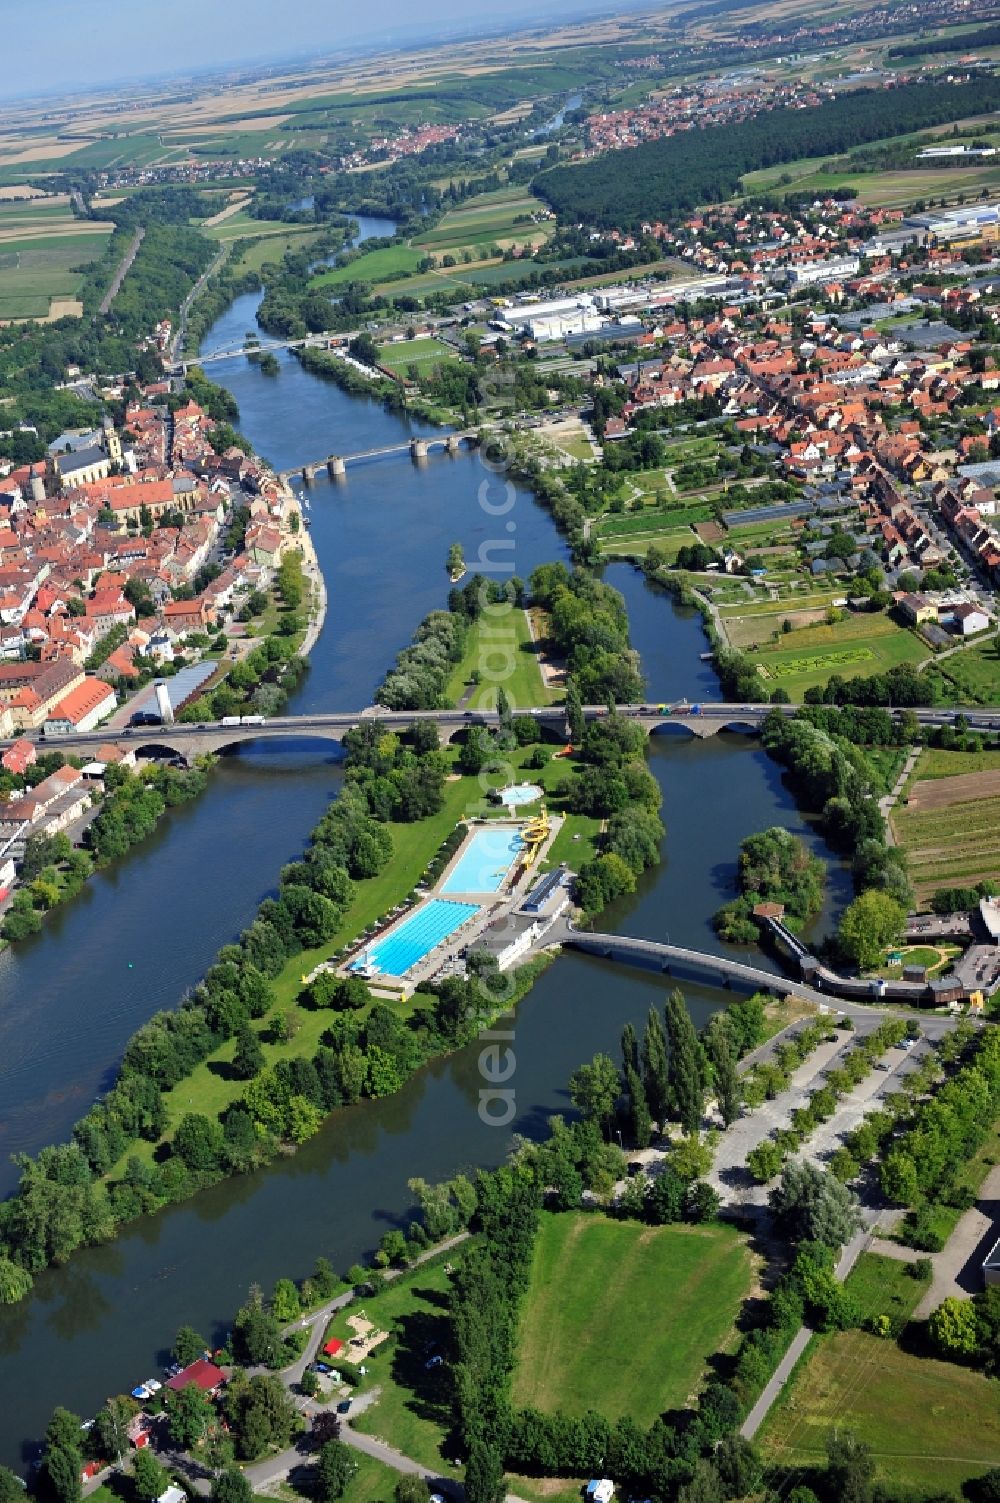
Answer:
[0, 228, 112, 319]
[376, 336, 458, 376]
[232, 228, 321, 272]
[513, 1212, 754, 1425]
[443, 608, 555, 707]
[759, 1328, 1000, 1494]
[753, 612, 926, 698]
[327, 1255, 457, 1472]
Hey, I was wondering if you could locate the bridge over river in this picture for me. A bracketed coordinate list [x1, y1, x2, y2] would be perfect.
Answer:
[16, 700, 1000, 762]
[282, 430, 479, 482]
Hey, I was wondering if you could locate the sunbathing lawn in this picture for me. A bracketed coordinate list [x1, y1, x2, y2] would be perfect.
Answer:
[760, 1330, 1000, 1495]
[444, 608, 554, 707]
[513, 1212, 754, 1425]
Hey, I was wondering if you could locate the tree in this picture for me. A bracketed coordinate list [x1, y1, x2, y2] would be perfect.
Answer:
[40, 1408, 83, 1503]
[394, 1480, 429, 1503]
[317, 1440, 356, 1503]
[623, 1063, 652, 1148]
[232, 1025, 264, 1081]
[771, 1160, 861, 1251]
[94, 1398, 131, 1464]
[568, 1054, 620, 1136]
[642, 1005, 670, 1126]
[131, 1449, 167, 1502]
[838, 889, 906, 971]
[929, 1295, 980, 1357]
[173, 1324, 207, 1366]
[664, 990, 707, 1134]
[166, 1384, 213, 1449]
[825, 1429, 874, 1503]
[0, 1255, 32, 1303]
[704, 1019, 740, 1128]
[0, 1469, 26, 1503]
[210, 1469, 253, 1503]
[270, 1277, 300, 1323]
[233, 1295, 282, 1366]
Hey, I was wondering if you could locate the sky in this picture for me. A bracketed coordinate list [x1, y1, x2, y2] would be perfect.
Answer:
[4, 0, 630, 97]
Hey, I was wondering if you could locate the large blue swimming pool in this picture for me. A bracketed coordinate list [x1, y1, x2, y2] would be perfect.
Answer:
[442, 826, 523, 894]
[352, 898, 479, 977]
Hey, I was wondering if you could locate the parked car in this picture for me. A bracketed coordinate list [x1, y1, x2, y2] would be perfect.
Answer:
[336, 1400, 352, 1415]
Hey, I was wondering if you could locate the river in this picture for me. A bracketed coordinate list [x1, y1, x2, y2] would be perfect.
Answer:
[0, 243, 847, 1466]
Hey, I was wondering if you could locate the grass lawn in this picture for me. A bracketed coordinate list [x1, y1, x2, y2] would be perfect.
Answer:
[312, 245, 424, 289]
[513, 1212, 754, 1425]
[909, 746, 1000, 781]
[598, 528, 696, 562]
[927, 636, 1000, 705]
[753, 613, 926, 699]
[842, 1251, 931, 1331]
[759, 1329, 1000, 1494]
[332, 1256, 459, 1473]
[233, 229, 321, 273]
[376, 337, 458, 376]
[443, 609, 554, 707]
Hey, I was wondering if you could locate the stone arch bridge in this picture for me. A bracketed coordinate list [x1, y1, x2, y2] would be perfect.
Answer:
[7, 701, 985, 764]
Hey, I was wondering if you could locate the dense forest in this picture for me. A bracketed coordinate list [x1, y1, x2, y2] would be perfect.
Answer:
[888, 23, 1000, 58]
[534, 75, 1000, 227]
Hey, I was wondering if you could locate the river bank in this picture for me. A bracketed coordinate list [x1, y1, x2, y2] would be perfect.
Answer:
[0, 276, 851, 1469]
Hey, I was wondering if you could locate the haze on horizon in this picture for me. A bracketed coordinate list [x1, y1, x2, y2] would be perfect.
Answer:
[4, 0, 636, 99]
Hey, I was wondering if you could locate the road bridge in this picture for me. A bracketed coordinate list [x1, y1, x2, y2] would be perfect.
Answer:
[15, 700, 1000, 763]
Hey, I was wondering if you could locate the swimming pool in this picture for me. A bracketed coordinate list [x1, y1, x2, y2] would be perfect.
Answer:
[442, 826, 523, 894]
[352, 898, 479, 977]
[499, 783, 543, 808]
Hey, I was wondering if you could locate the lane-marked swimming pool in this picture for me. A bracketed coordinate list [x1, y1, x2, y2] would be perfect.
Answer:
[441, 826, 523, 894]
[351, 898, 479, 977]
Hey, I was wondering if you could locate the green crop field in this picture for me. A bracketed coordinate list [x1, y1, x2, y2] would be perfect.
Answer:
[513, 1212, 754, 1426]
[0, 228, 112, 319]
[312, 244, 425, 288]
[754, 613, 926, 698]
[376, 336, 458, 375]
[760, 1329, 1000, 1494]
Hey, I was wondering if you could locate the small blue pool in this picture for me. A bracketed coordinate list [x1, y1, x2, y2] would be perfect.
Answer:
[442, 826, 523, 893]
[499, 783, 543, 808]
[352, 898, 479, 977]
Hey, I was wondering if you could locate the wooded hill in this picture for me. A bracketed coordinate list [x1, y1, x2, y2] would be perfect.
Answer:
[534, 74, 1000, 227]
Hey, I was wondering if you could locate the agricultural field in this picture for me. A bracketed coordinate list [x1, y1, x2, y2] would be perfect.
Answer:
[0, 228, 113, 320]
[752, 612, 926, 699]
[312, 243, 425, 288]
[760, 1327, 1000, 1495]
[598, 523, 699, 561]
[891, 751, 1000, 900]
[513, 1212, 755, 1426]
[412, 188, 554, 261]
[376, 336, 458, 376]
[232, 229, 321, 274]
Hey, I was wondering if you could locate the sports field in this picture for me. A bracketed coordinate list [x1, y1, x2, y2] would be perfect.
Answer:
[760, 1329, 1000, 1494]
[376, 336, 458, 376]
[513, 1212, 754, 1425]
[0, 228, 112, 320]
